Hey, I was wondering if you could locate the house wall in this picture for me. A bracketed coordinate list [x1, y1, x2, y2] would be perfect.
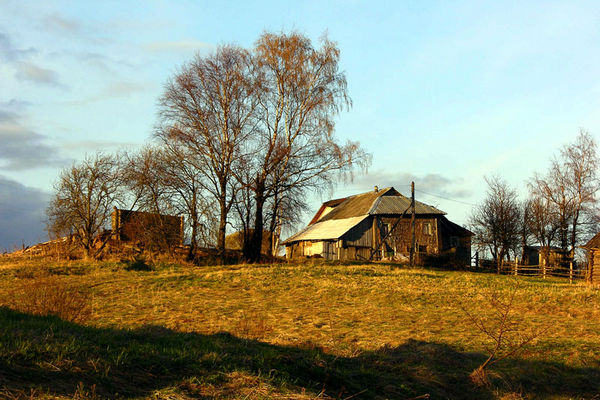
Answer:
[342, 217, 374, 248]
[438, 222, 471, 266]
[589, 249, 600, 284]
[112, 208, 184, 247]
[379, 216, 440, 257]
[286, 215, 471, 264]
[285, 240, 330, 259]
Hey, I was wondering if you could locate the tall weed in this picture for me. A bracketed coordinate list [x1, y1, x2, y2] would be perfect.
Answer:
[6, 275, 92, 323]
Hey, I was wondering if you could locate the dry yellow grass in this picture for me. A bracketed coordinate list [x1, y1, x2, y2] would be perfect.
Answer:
[0, 254, 599, 398]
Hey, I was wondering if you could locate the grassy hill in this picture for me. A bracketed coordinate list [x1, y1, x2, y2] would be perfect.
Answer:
[0, 255, 599, 399]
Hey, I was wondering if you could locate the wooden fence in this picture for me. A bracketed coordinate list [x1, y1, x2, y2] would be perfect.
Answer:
[494, 261, 584, 283]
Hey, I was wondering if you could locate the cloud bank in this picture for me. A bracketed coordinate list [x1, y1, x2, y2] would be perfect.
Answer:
[0, 101, 68, 170]
[350, 170, 472, 200]
[0, 176, 50, 251]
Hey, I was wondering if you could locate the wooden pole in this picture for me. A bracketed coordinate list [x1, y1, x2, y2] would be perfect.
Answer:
[569, 261, 573, 284]
[542, 258, 546, 279]
[514, 257, 518, 276]
[410, 181, 415, 267]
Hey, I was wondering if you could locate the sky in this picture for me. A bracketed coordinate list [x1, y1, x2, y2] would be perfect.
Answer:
[1, 0, 600, 250]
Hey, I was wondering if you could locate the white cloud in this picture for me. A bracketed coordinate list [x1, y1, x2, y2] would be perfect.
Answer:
[0, 32, 37, 62]
[14, 62, 66, 88]
[43, 14, 80, 33]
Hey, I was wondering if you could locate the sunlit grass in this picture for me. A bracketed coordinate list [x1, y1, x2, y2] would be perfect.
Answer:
[0, 254, 599, 398]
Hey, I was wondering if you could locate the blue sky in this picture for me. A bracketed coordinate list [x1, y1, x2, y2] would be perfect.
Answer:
[1, 0, 600, 249]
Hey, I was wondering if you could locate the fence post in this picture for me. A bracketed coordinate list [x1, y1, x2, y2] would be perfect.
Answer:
[543, 259, 546, 279]
[514, 258, 518, 276]
[569, 261, 573, 284]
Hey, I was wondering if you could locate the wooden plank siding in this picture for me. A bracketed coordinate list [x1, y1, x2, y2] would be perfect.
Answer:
[379, 215, 440, 256]
[589, 249, 600, 284]
[341, 216, 374, 248]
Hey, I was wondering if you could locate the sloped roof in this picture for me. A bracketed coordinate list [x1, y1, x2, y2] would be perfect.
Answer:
[308, 197, 348, 225]
[439, 215, 474, 237]
[583, 232, 600, 249]
[319, 187, 445, 222]
[369, 195, 445, 215]
[283, 187, 452, 244]
[282, 215, 369, 244]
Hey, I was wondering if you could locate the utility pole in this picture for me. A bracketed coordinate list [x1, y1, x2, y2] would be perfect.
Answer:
[410, 181, 415, 267]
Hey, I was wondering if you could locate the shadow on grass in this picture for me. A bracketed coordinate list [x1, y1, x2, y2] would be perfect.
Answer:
[0, 307, 598, 399]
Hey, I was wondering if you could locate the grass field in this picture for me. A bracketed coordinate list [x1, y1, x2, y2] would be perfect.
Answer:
[0, 255, 599, 399]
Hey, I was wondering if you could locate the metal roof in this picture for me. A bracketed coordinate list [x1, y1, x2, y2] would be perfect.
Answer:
[284, 187, 451, 244]
[368, 195, 445, 215]
[282, 215, 369, 244]
[319, 187, 445, 222]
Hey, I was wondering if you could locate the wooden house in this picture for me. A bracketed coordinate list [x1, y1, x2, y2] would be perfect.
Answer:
[583, 233, 600, 284]
[282, 187, 473, 264]
[522, 245, 567, 266]
[111, 207, 184, 248]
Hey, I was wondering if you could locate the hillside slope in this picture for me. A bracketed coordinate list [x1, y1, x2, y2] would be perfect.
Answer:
[0, 256, 599, 399]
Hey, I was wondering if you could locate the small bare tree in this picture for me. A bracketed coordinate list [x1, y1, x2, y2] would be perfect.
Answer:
[525, 195, 560, 266]
[47, 153, 123, 259]
[463, 280, 548, 387]
[469, 176, 521, 271]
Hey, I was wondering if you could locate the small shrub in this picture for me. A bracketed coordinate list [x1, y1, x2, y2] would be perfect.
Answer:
[124, 257, 153, 271]
[235, 312, 273, 339]
[5, 276, 92, 323]
[462, 280, 547, 387]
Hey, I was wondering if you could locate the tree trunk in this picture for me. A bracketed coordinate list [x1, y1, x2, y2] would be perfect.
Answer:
[188, 212, 198, 262]
[249, 193, 265, 263]
[497, 248, 505, 274]
[267, 203, 279, 258]
[217, 191, 227, 264]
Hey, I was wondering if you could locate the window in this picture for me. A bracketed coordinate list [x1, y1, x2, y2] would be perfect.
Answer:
[423, 222, 432, 235]
[450, 236, 459, 248]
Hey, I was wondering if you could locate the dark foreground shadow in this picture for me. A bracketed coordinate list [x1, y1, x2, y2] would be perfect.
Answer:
[0, 307, 598, 399]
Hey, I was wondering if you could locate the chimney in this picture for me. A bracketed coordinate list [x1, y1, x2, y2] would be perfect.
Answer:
[374, 186, 379, 193]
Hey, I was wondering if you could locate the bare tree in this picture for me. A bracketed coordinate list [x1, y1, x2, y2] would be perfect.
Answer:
[469, 176, 521, 271]
[160, 144, 217, 258]
[519, 199, 533, 263]
[463, 280, 548, 387]
[156, 45, 258, 260]
[121, 147, 179, 254]
[47, 153, 122, 259]
[530, 130, 599, 263]
[526, 194, 560, 266]
[562, 130, 599, 258]
[243, 31, 370, 262]
[264, 185, 309, 257]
